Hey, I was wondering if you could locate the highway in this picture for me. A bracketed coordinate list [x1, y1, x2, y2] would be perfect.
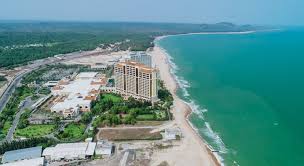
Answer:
[0, 70, 30, 113]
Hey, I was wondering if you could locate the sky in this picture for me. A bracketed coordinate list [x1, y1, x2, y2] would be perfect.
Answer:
[0, 0, 303, 25]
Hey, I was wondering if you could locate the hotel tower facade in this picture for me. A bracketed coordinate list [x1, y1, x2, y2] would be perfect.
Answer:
[114, 61, 158, 102]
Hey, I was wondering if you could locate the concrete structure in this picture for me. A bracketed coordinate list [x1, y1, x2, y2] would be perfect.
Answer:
[28, 117, 53, 125]
[95, 140, 113, 157]
[129, 52, 152, 67]
[43, 81, 59, 87]
[114, 61, 158, 102]
[1, 157, 44, 166]
[90, 63, 108, 70]
[100, 86, 116, 93]
[50, 72, 102, 118]
[31, 94, 52, 110]
[164, 128, 182, 140]
[2, 146, 42, 164]
[42, 142, 96, 161]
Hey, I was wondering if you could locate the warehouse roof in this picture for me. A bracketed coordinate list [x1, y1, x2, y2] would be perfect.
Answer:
[42, 142, 96, 159]
[1, 157, 44, 166]
[77, 72, 98, 78]
[2, 146, 42, 163]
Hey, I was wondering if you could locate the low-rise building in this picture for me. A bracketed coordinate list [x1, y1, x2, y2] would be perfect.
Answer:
[164, 128, 182, 140]
[43, 81, 59, 87]
[2, 146, 42, 164]
[42, 142, 96, 162]
[95, 140, 113, 157]
[28, 117, 53, 125]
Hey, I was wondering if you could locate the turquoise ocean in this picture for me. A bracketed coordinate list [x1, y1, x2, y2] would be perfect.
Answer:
[157, 28, 304, 166]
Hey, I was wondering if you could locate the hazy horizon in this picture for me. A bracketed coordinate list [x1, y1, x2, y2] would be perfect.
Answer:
[1, 0, 304, 26]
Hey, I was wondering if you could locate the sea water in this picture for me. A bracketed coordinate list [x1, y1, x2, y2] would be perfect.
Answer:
[157, 28, 304, 166]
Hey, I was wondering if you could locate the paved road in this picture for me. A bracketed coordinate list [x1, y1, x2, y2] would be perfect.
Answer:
[0, 71, 30, 113]
[85, 116, 96, 134]
[5, 97, 33, 142]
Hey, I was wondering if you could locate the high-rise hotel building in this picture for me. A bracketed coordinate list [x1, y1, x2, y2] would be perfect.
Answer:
[114, 60, 158, 102]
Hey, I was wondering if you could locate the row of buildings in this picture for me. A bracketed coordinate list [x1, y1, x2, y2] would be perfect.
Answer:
[50, 72, 106, 118]
[1, 140, 114, 165]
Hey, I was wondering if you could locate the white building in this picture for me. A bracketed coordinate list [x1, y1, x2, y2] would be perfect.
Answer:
[164, 128, 182, 140]
[43, 81, 59, 87]
[50, 72, 102, 118]
[42, 142, 96, 162]
[95, 140, 113, 157]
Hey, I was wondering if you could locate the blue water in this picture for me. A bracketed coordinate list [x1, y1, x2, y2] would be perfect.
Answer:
[157, 29, 304, 166]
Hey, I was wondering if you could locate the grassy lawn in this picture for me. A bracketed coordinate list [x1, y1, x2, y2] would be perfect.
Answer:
[15, 124, 55, 138]
[58, 123, 86, 140]
[155, 111, 167, 120]
[136, 114, 155, 121]
[0, 81, 7, 88]
[102, 94, 122, 103]
[3, 121, 12, 135]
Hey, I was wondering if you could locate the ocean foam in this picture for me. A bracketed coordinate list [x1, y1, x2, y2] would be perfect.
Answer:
[205, 122, 228, 153]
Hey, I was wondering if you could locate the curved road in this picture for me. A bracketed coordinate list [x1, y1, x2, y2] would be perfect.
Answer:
[0, 71, 29, 113]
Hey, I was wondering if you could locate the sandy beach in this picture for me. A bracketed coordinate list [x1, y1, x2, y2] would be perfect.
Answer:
[149, 45, 221, 166]
[155, 31, 257, 41]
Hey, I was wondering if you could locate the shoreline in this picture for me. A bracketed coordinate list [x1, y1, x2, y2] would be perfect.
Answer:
[155, 29, 282, 41]
[155, 30, 257, 41]
[150, 41, 222, 166]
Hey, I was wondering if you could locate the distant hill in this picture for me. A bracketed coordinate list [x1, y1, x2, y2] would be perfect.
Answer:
[0, 21, 261, 68]
[200, 22, 261, 32]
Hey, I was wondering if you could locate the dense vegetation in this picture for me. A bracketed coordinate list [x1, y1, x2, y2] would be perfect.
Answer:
[0, 22, 258, 67]
[17, 108, 31, 129]
[15, 124, 55, 138]
[0, 76, 7, 81]
[0, 86, 34, 140]
[57, 123, 86, 141]
[0, 137, 57, 155]
[92, 87, 173, 127]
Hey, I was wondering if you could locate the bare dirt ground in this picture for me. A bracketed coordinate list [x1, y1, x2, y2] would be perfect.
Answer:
[97, 128, 162, 141]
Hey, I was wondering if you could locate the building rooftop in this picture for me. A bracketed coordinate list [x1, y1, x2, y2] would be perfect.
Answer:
[2, 146, 42, 164]
[165, 128, 182, 136]
[1, 157, 44, 166]
[116, 60, 157, 73]
[77, 72, 98, 78]
[51, 72, 102, 113]
[42, 142, 96, 159]
[95, 140, 113, 155]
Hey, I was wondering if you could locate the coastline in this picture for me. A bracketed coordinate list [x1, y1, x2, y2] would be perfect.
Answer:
[150, 42, 222, 166]
[154, 30, 257, 41]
